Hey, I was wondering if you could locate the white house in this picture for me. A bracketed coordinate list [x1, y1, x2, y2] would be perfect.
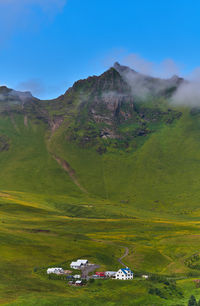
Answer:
[47, 267, 64, 274]
[105, 271, 116, 278]
[70, 259, 88, 269]
[74, 274, 81, 279]
[115, 268, 133, 280]
[75, 280, 82, 286]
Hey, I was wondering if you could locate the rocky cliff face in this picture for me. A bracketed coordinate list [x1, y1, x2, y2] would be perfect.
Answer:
[85, 67, 135, 124]
[0, 64, 183, 153]
[52, 63, 182, 151]
[60, 66, 134, 120]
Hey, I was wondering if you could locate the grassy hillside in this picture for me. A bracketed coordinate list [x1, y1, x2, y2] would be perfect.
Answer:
[48, 106, 200, 216]
[0, 114, 81, 196]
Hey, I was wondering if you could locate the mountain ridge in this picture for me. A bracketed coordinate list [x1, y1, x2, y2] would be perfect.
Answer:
[0, 63, 196, 205]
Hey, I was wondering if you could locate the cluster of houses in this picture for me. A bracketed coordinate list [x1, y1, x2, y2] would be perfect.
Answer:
[47, 259, 135, 284]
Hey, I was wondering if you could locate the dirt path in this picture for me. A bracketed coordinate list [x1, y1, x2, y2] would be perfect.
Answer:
[53, 154, 88, 193]
[118, 247, 129, 267]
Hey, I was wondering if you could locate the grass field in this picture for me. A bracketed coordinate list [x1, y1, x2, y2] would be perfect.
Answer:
[1, 109, 200, 305]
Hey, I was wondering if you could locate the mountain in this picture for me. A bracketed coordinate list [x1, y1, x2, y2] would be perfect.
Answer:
[2, 63, 200, 305]
[0, 63, 194, 206]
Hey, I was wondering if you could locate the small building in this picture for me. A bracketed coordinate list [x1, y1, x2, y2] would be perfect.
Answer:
[70, 259, 88, 269]
[95, 272, 105, 278]
[74, 274, 81, 279]
[92, 275, 100, 279]
[66, 275, 74, 279]
[47, 267, 64, 275]
[115, 268, 133, 280]
[75, 280, 83, 286]
[68, 281, 73, 285]
[105, 271, 116, 278]
[142, 275, 149, 279]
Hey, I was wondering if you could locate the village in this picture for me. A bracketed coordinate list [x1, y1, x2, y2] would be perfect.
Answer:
[46, 259, 148, 286]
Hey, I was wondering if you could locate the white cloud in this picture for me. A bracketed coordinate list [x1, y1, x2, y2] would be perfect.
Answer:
[172, 67, 200, 107]
[104, 49, 181, 79]
[122, 53, 153, 75]
[0, 0, 67, 42]
[0, 0, 67, 11]
[122, 53, 180, 78]
[155, 58, 180, 78]
[118, 53, 200, 107]
[17, 78, 45, 97]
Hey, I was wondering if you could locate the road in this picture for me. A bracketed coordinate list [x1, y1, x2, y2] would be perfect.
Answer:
[118, 247, 129, 267]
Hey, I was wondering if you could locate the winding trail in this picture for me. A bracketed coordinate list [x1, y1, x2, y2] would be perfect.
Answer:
[118, 247, 129, 267]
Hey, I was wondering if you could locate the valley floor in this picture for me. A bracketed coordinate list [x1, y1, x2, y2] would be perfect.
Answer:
[0, 191, 200, 305]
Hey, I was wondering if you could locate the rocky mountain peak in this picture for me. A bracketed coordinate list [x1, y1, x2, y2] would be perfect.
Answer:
[113, 62, 137, 75]
[0, 85, 33, 102]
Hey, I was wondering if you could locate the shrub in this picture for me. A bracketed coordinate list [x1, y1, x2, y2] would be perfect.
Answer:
[188, 295, 197, 306]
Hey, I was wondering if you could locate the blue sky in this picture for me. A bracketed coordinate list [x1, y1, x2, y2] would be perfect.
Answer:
[0, 0, 200, 99]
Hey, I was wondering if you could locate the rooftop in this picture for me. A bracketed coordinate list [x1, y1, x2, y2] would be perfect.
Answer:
[77, 259, 88, 264]
[121, 268, 133, 275]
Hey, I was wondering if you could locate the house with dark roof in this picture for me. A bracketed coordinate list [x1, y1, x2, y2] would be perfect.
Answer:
[115, 268, 133, 280]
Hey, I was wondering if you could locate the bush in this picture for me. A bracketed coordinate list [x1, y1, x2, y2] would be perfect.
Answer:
[148, 287, 166, 299]
[188, 295, 197, 306]
[48, 274, 66, 281]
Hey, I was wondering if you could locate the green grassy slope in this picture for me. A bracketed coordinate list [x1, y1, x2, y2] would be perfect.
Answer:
[0, 114, 81, 196]
[48, 107, 200, 216]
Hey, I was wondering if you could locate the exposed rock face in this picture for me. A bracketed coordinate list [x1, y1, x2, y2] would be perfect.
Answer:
[88, 68, 134, 123]
[62, 67, 134, 120]
[53, 64, 182, 151]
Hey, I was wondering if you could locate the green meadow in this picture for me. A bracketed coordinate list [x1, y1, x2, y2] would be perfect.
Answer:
[1, 190, 200, 305]
[1, 109, 200, 305]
